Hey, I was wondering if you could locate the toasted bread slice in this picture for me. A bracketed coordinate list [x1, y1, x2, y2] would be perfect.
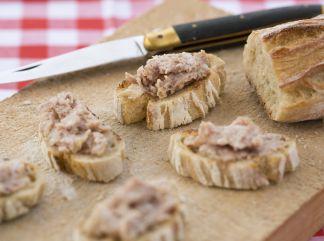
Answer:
[40, 131, 124, 183]
[168, 130, 300, 190]
[73, 178, 185, 241]
[0, 161, 44, 222]
[114, 54, 225, 130]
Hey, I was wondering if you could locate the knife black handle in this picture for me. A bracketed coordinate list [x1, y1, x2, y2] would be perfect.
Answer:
[174, 4, 322, 44]
[143, 4, 323, 51]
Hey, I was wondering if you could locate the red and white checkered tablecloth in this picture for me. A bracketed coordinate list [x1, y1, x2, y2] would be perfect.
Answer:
[0, 0, 323, 239]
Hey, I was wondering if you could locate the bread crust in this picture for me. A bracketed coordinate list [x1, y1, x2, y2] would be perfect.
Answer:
[0, 164, 44, 222]
[40, 131, 124, 183]
[243, 15, 324, 122]
[114, 54, 225, 130]
[168, 130, 300, 190]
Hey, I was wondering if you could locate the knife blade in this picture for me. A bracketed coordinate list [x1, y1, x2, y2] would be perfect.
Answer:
[0, 4, 322, 84]
[0, 36, 147, 84]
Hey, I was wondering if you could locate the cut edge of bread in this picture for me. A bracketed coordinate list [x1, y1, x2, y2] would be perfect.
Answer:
[39, 131, 124, 183]
[73, 206, 185, 241]
[114, 54, 226, 130]
[0, 165, 44, 222]
[243, 31, 282, 121]
[114, 80, 150, 125]
[168, 130, 300, 190]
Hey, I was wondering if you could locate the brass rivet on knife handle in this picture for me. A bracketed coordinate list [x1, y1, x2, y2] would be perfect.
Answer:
[144, 27, 182, 51]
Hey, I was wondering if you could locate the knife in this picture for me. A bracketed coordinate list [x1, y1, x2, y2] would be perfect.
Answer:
[0, 4, 322, 84]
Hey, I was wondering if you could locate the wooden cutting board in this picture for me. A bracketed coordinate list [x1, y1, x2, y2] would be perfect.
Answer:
[0, 0, 323, 241]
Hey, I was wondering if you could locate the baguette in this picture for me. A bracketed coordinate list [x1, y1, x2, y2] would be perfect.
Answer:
[168, 117, 300, 190]
[39, 92, 124, 183]
[114, 52, 225, 130]
[0, 160, 44, 222]
[243, 15, 324, 122]
[74, 178, 185, 241]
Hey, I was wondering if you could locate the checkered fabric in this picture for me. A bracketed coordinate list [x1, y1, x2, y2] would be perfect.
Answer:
[0, 1, 323, 239]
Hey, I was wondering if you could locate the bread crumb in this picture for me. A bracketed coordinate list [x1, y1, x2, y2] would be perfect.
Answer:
[21, 100, 32, 105]
[95, 192, 105, 201]
[57, 174, 77, 201]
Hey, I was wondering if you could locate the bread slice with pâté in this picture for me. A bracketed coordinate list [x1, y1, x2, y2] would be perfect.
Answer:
[0, 159, 44, 222]
[39, 92, 124, 183]
[74, 178, 185, 241]
[168, 117, 300, 190]
[114, 51, 226, 130]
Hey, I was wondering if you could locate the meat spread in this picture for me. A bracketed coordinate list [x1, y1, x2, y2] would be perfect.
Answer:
[82, 178, 179, 240]
[127, 51, 210, 99]
[184, 117, 286, 161]
[0, 159, 35, 196]
[39, 92, 114, 156]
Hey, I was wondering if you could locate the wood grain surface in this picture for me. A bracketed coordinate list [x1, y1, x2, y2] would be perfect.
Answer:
[0, 0, 323, 241]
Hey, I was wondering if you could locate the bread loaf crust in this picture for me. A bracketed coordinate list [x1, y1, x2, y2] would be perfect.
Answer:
[243, 15, 324, 122]
[114, 54, 226, 130]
